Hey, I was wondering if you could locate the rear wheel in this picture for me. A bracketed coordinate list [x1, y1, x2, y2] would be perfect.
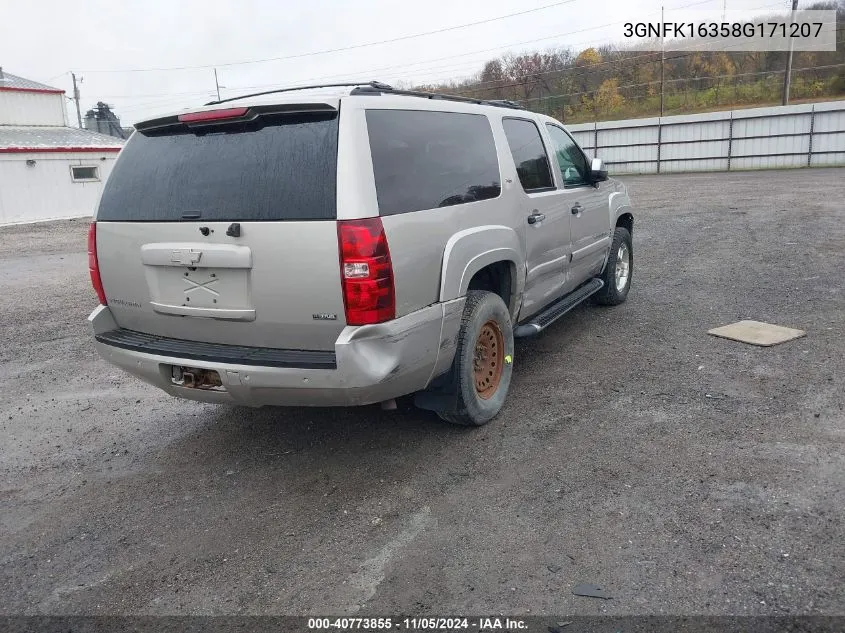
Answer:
[437, 291, 514, 426]
[594, 226, 632, 306]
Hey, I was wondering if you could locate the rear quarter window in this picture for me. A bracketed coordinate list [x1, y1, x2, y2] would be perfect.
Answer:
[365, 109, 501, 216]
[96, 111, 339, 222]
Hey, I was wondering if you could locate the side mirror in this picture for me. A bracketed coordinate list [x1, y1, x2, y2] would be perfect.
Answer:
[590, 157, 608, 183]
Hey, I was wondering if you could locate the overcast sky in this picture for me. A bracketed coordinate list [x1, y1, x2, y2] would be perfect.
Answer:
[3, 0, 791, 125]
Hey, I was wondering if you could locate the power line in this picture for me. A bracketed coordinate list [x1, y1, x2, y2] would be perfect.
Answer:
[77, 0, 579, 73]
[103, 0, 835, 117]
[529, 70, 787, 117]
[90, 0, 729, 107]
[516, 61, 845, 104]
[117, 52, 842, 119]
[93, 88, 221, 99]
[116, 41, 840, 117]
[119, 94, 217, 113]
[251, 0, 783, 96]
[551, 62, 843, 118]
[72, 0, 724, 81]
[280, 0, 721, 87]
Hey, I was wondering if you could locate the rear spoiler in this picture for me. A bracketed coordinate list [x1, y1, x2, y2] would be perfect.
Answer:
[134, 103, 337, 135]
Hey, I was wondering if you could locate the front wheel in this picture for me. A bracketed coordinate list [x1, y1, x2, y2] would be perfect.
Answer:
[594, 226, 632, 306]
[437, 290, 514, 426]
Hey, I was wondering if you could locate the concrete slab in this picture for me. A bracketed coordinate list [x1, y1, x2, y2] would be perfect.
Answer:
[707, 320, 806, 346]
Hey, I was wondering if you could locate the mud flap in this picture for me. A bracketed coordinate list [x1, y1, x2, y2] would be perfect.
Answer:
[413, 366, 460, 414]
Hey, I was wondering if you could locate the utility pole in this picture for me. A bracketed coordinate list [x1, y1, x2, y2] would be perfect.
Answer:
[660, 5, 665, 117]
[71, 72, 83, 129]
[782, 0, 798, 105]
[214, 68, 221, 101]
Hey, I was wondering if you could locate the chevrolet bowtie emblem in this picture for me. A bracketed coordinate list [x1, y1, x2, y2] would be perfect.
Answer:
[170, 249, 203, 265]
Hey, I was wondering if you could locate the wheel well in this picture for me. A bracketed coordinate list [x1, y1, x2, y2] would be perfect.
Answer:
[616, 212, 633, 235]
[467, 261, 514, 314]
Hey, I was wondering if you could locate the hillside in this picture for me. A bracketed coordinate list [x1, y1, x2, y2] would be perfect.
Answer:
[417, 2, 845, 122]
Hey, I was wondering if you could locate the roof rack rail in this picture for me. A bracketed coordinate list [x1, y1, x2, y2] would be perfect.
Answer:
[205, 81, 393, 106]
[485, 99, 526, 109]
[351, 85, 526, 110]
[203, 80, 526, 111]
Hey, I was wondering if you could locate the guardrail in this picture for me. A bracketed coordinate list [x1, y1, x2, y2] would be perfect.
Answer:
[567, 100, 845, 174]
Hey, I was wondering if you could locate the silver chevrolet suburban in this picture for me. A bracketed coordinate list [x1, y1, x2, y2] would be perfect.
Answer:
[88, 81, 634, 426]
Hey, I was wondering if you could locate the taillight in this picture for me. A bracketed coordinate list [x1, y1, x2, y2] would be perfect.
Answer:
[337, 218, 395, 326]
[87, 222, 107, 305]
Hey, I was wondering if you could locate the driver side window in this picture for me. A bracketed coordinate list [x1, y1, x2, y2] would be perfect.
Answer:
[546, 124, 590, 188]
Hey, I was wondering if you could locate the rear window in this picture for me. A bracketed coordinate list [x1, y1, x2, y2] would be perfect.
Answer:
[365, 110, 501, 216]
[96, 112, 338, 222]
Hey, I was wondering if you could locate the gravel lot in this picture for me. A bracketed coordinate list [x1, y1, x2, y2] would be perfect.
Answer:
[0, 168, 843, 617]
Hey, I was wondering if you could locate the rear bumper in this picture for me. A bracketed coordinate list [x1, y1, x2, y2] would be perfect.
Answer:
[88, 299, 465, 407]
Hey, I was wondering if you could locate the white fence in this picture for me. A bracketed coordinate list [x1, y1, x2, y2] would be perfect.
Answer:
[567, 100, 845, 174]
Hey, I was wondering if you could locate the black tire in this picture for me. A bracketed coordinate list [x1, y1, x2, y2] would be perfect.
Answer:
[437, 290, 514, 426]
[594, 226, 632, 306]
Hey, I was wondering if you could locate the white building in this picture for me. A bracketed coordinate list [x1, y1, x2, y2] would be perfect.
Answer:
[0, 69, 124, 225]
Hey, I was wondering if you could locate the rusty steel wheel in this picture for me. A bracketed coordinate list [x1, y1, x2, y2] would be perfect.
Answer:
[473, 319, 504, 399]
[430, 290, 514, 426]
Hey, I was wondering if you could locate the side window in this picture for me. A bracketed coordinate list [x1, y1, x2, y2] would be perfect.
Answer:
[365, 110, 501, 216]
[545, 124, 590, 188]
[501, 118, 554, 193]
[71, 166, 99, 182]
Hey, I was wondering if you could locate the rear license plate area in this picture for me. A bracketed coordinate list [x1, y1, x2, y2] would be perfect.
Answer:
[170, 365, 225, 391]
[146, 267, 252, 311]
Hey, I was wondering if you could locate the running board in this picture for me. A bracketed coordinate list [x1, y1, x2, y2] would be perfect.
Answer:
[513, 278, 604, 338]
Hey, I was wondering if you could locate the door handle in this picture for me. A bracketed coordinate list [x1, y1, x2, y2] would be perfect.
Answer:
[527, 211, 546, 225]
[571, 203, 583, 215]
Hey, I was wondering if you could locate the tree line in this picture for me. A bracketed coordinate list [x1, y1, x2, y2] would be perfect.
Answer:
[415, 2, 845, 123]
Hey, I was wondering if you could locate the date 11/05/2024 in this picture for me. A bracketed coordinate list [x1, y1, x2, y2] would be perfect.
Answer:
[307, 617, 529, 630]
